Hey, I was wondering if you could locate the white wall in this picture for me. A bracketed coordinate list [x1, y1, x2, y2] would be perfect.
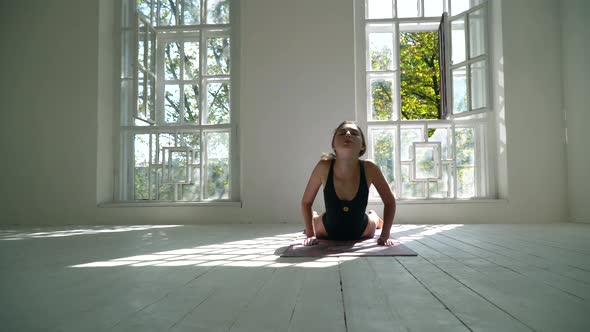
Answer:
[0, 0, 573, 225]
[561, 0, 590, 223]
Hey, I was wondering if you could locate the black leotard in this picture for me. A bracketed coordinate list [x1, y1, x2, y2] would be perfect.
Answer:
[322, 159, 369, 240]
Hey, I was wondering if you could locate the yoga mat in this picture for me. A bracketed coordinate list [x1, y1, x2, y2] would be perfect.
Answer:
[281, 237, 417, 257]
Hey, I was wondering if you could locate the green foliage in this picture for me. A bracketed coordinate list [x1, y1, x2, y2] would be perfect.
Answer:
[399, 31, 440, 120]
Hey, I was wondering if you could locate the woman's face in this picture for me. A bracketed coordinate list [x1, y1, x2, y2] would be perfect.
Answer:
[332, 124, 365, 157]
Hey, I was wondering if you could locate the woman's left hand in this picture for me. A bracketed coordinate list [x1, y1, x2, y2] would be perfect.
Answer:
[377, 237, 397, 246]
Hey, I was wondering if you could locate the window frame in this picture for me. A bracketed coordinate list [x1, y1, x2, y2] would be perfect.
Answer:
[356, 0, 494, 201]
[116, 0, 239, 203]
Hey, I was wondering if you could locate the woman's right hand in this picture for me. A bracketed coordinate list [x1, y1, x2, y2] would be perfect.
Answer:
[303, 237, 319, 246]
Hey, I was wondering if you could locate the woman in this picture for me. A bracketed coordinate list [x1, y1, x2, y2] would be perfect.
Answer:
[301, 121, 396, 246]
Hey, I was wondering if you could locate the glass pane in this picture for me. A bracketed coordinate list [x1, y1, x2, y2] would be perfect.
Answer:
[180, 133, 201, 162]
[471, 61, 487, 109]
[147, 76, 155, 120]
[207, 82, 230, 124]
[165, 84, 180, 123]
[369, 77, 394, 121]
[368, 32, 393, 71]
[181, 168, 201, 201]
[428, 127, 450, 159]
[469, 8, 486, 57]
[397, 0, 419, 18]
[138, 21, 146, 68]
[165, 42, 180, 80]
[206, 132, 230, 199]
[134, 134, 150, 200]
[366, 0, 393, 19]
[402, 164, 425, 198]
[371, 128, 395, 188]
[455, 127, 475, 166]
[400, 128, 423, 161]
[207, 0, 230, 24]
[183, 0, 201, 25]
[137, 71, 145, 118]
[424, 0, 444, 17]
[147, 29, 155, 73]
[170, 150, 189, 182]
[452, 66, 467, 114]
[184, 41, 200, 80]
[451, 0, 469, 16]
[158, 0, 179, 26]
[457, 167, 475, 198]
[415, 145, 437, 179]
[400, 31, 440, 120]
[137, 0, 151, 21]
[429, 164, 452, 198]
[184, 84, 200, 123]
[157, 133, 176, 164]
[207, 37, 230, 75]
[451, 18, 466, 64]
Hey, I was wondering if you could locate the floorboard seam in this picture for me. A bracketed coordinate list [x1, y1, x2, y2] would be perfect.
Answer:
[394, 257, 475, 332]
[338, 259, 349, 332]
[410, 250, 537, 332]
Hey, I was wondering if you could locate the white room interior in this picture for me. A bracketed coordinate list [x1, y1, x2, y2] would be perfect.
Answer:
[0, 0, 589, 331]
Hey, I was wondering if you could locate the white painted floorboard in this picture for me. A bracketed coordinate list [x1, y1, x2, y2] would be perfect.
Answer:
[1, 223, 590, 332]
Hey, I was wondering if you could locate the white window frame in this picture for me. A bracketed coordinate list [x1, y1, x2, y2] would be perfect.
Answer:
[117, 0, 239, 203]
[356, 0, 494, 201]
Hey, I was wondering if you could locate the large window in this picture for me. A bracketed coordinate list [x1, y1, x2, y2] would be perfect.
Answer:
[359, 0, 491, 200]
[119, 0, 235, 202]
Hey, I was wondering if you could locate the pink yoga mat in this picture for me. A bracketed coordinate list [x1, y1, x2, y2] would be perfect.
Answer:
[281, 237, 417, 257]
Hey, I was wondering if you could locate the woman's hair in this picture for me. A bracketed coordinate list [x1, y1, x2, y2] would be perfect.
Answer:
[321, 121, 367, 160]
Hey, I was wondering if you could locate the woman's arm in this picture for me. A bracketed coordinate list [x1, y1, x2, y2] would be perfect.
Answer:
[301, 161, 325, 237]
[366, 161, 396, 244]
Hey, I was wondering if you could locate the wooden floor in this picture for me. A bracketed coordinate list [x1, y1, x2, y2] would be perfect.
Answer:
[1, 223, 589, 332]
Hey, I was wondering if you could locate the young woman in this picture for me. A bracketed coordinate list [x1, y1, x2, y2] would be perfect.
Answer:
[301, 121, 397, 246]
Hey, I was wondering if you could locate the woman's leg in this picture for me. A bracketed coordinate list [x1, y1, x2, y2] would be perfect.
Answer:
[360, 210, 383, 238]
[312, 211, 329, 238]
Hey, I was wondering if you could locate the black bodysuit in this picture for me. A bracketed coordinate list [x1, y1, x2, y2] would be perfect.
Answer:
[322, 159, 369, 240]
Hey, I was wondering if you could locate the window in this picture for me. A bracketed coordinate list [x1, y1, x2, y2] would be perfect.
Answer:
[359, 0, 491, 200]
[119, 0, 236, 202]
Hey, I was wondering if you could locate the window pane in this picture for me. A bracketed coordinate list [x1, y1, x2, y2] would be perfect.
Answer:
[402, 164, 425, 198]
[470, 61, 487, 109]
[428, 127, 450, 160]
[415, 145, 437, 179]
[207, 82, 230, 124]
[138, 21, 146, 67]
[184, 41, 200, 80]
[207, 37, 230, 75]
[137, 0, 151, 21]
[429, 164, 452, 198]
[165, 42, 180, 80]
[457, 167, 475, 198]
[397, 0, 419, 18]
[424, 0, 444, 17]
[451, 0, 469, 16]
[147, 29, 156, 73]
[371, 128, 395, 189]
[455, 127, 475, 166]
[158, 0, 179, 26]
[165, 84, 180, 123]
[169, 150, 190, 183]
[207, 0, 230, 24]
[366, 0, 393, 19]
[451, 18, 466, 64]
[184, 84, 200, 123]
[400, 31, 440, 120]
[134, 134, 150, 200]
[452, 66, 467, 114]
[206, 132, 230, 199]
[137, 71, 145, 118]
[181, 169, 201, 200]
[400, 128, 423, 161]
[469, 8, 486, 58]
[180, 133, 201, 161]
[368, 32, 393, 71]
[369, 77, 394, 121]
[147, 76, 155, 120]
[183, 0, 201, 25]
